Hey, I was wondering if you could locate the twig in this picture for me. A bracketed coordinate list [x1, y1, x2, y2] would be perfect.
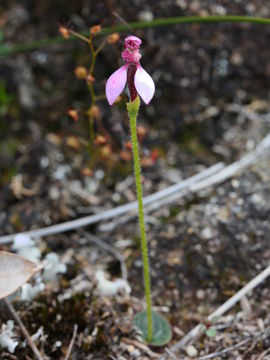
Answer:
[63, 324, 78, 360]
[3, 299, 44, 360]
[80, 232, 128, 281]
[164, 264, 270, 357]
[0, 163, 224, 243]
[198, 338, 251, 359]
[122, 337, 161, 359]
[98, 211, 137, 232]
[67, 29, 90, 44]
[164, 347, 180, 359]
[256, 348, 270, 360]
[197, 325, 270, 359]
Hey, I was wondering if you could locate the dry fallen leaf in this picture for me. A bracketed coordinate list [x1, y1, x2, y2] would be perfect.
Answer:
[0, 251, 41, 300]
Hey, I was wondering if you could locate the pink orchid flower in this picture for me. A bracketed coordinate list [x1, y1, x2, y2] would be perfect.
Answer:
[106, 36, 155, 105]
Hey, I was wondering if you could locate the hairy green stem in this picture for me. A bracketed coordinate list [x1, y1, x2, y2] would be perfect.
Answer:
[1, 15, 270, 57]
[127, 97, 152, 342]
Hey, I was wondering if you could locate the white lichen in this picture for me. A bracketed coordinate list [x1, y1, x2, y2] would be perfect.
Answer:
[96, 269, 131, 296]
[21, 281, 45, 302]
[12, 234, 41, 263]
[0, 321, 18, 353]
[43, 253, 67, 282]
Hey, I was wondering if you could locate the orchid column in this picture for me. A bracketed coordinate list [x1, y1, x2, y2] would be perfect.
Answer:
[106, 36, 171, 346]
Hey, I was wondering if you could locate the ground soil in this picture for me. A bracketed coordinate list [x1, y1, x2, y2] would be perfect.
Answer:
[1, 0, 270, 359]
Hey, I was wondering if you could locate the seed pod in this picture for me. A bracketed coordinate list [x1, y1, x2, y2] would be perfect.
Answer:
[107, 33, 120, 44]
[88, 105, 101, 119]
[67, 109, 79, 122]
[90, 25, 102, 35]
[59, 26, 69, 39]
[74, 66, 88, 80]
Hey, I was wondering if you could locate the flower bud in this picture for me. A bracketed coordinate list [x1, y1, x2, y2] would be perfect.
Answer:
[107, 33, 120, 44]
[141, 150, 159, 167]
[137, 125, 147, 141]
[74, 66, 88, 80]
[86, 74, 95, 83]
[66, 136, 81, 151]
[46, 133, 61, 145]
[88, 105, 101, 119]
[86, 74, 95, 84]
[151, 149, 159, 162]
[59, 26, 69, 39]
[67, 109, 79, 122]
[141, 156, 153, 167]
[125, 141, 132, 151]
[120, 150, 132, 161]
[100, 145, 111, 159]
[81, 168, 93, 177]
[94, 135, 107, 146]
[90, 25, 102, 35]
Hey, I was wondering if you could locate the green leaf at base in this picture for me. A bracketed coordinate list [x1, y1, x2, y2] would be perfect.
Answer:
[206, 328, 217, 338]
[134, 310, 172, 346]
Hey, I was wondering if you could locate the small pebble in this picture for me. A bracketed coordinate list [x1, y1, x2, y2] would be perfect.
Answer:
[138, 10, 154, 22]
[201, 227, 213, 239]
[186, 345, 198, 358]
[196, 289, 205, 300]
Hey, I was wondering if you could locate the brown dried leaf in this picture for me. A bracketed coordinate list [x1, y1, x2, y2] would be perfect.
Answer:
[0, 251, 41, 299]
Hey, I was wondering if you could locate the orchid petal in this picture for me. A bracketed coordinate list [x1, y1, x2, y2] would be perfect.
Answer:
[106, 65, 127, 105]
[134, 66, 155, 104]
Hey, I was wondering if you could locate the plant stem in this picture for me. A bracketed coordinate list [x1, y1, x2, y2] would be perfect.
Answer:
[88, 116, 94, 142]
[1, 16, 270, 57]
[87, 35, 96, 148]
[95, 94, 107, 101]
[89, 36, 96, 76]
[68, 29, 90, 44]
[95, 38, 108, 55]
[127, 97, 152, 342]
[107, 15, 270, 32]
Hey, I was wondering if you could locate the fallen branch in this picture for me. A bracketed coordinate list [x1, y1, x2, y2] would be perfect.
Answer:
[0, 163, 224, 244]
[164, 263, 270, 357]
[1, 132, 270, 244]
[198, 325, 270, 359]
